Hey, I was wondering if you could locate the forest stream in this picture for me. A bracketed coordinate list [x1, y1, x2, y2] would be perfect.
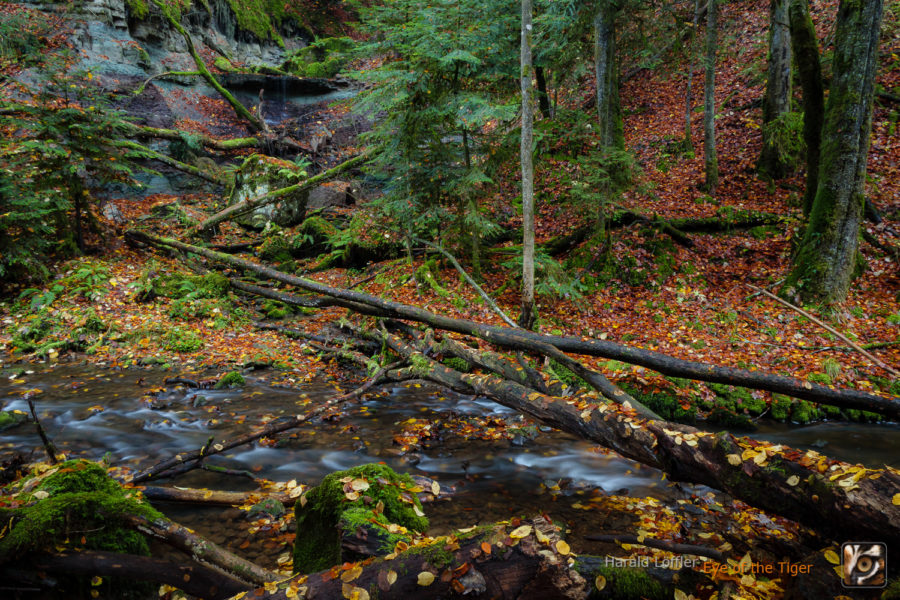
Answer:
[2, 363, 898, 571]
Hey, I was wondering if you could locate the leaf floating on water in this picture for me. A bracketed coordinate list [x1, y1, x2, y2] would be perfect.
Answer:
[417, 571, 435, 586]
[510, 525, 532, 539]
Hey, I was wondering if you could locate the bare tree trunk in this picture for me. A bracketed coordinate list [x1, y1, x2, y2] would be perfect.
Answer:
[683, 0, 701, 152]
[788, 0, 825, 215]
[535, 65, 551, 119]
[594, 2, 624, 149]
[519, 0, 537, 330]
[758, 0, 793, 178]
[784, 0, 884, 303]
[703, 0, 719, 193]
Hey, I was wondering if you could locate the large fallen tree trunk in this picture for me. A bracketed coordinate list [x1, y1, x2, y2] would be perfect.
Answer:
[363, 327, 900, 551]
[125, 230, 900, 419]
[3, 550, 250, 600]
[192, 152, 368, 235]
[259, 517, 587, 600]
[125, 123, 304, 153]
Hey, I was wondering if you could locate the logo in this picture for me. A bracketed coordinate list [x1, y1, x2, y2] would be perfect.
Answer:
[841, 542, 886, 588]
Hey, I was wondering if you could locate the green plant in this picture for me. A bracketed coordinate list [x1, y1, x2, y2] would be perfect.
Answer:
[163, 327, 204, 353]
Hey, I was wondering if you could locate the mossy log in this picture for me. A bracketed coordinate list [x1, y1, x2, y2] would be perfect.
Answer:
[125, 231, 900, 419]
[193, 153, 368, 235]
[264, 517, 587, 600]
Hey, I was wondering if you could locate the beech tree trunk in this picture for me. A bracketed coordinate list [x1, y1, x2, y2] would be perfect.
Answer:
[703, 0, 719, 193]
[683, 0, 701, 152]
[788, 0, 825, 215]
[784, 0, 884, 304]
[758, 0, 793, 178]
[594, 1, 624, 149]
[519, 0, 537, 330]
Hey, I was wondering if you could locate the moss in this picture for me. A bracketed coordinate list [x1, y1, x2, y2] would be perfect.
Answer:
[151, 272, 230, 300]
[163, 326, 204, 353]
[215, 370, 245, 388]
[806, 372, 832, 385]
[261, 299, 291, 319]
[293, 463, 428, 574]
[441, 357, 470, 373]
[125, 0, 149, 19]
[882, 578, 900, 599]
[259, 233, 292, 263]
[706, 406, 756, 430]
[622, 384, 696, 424]
[790, 399, 821, 424]
[0, 410, 28, 431]
[708, 383, 766, 415]
[0, 460, 163, 598]
[575, 564, 668, 600]
[548, 359, 587, 390]
[214, 56, 236, 72]
[415, 259, 449, 298]
[770, 394, 792, 421]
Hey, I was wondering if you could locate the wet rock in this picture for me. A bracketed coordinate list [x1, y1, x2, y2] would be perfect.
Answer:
[307, 181, 356, 209]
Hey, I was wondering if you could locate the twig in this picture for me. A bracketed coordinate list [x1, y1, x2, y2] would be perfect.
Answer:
[747, 284, 900, 379]
[584, 533, 725, 562]
[124, 360, 404, 484]
[27, 400, 58, 465]
[408, 234, 519, 328]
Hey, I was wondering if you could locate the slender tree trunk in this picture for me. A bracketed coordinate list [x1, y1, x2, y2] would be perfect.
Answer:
[703, 0, 718, 193]
[519, 0, 536, 330]
[535, 65, 551, 119]
[788, 0, 825, 215]
[683, 0, 701, 153]
[784, 0, 884, 303]
[758, 0, 793, 178]
[594, 2, 624, 149]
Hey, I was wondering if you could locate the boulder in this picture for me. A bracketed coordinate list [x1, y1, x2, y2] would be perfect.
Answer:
[229, 154, 308, 229]
[307, 181, 356, 209]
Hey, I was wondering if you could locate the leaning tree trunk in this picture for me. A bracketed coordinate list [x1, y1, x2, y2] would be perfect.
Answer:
[594, 1, 624, 149]
[703, 0, 719, 193]
[788, 0, 825, 215]
[784, 0, 884, 304]
[519, 0, 537, 330]
[758, 0, 793, 178]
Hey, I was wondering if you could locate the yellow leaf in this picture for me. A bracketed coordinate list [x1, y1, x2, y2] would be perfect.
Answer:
[341, 564, 363, 583]
[824, 549, 840, 565]
[674, 590, 689, 600]
[726, 454, 742, 466]
[345, 491, 360, 501]
[413, 504, 425, 517]
[892, 493, 900, 506]
[431, 480, 440, 496]
[786, 475, 800, 486]
[595, 575, 606, 591]
[417, 571, 435, 586]
[556, 540, 571, 555]
[350, 478, 370, 492]
[535, 529, 550, 544]
[387, 570, 397, 585]
[264, 581, 278, 593]
[510, 525, 533, 539]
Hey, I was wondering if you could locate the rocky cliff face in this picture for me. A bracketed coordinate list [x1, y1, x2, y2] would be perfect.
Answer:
[19, 0, 307, 78]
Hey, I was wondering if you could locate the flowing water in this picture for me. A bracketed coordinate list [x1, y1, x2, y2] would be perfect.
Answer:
[2, 362, 898, 568]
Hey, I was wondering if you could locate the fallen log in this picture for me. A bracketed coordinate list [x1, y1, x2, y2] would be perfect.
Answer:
[126, 123, 303, 153]
[365, 327, 900, 551]
[192, 153, 368, 235]
[123, 513, 281, 585]
[256, 516, 588, 600]
[5, 550, 250, 600]
[125, 231, 900, 419]
[140, 485, 295, 507]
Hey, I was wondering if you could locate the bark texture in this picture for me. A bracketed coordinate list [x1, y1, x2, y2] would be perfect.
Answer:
[788, 0, 825, 215]
[784, 0, 884, 303]
[594, 2, 624, 149]
[520, 0, 536, 329]
[758, 0, 793, 178]
[703, 0, 719, 192]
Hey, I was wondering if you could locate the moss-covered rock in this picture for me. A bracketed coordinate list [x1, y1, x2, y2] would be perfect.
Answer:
[575, 564, 669, 600]
[770, 394, 792, 421]
[149, 272, 230, 300]
[230, 154, 309, 229]
[708, 383, 766, 415]
[0, 410, 29, 432]
[215, 370, 246, 388]
[293, 463, 428, 574]
[0, 460, 164, 597]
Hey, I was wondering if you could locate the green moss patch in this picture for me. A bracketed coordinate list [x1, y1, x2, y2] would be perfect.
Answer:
[293, 463, 428, 574]
[0, 460, 163, 597]
[215, 370, 246, 388]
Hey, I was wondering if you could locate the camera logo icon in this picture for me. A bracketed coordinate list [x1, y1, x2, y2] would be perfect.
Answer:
[841, 542, 886, 588]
